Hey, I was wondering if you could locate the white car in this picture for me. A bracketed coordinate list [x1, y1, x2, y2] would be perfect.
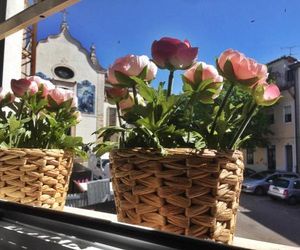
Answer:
[268, 177, 300, 205]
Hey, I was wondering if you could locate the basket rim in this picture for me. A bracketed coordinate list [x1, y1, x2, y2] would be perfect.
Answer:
[111, 147, 243, 157]
[0, 147, 70, 152]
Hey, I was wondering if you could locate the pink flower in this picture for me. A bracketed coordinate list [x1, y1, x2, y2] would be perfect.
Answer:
[65, 90, 78, 107]
[106, 87, 128, 104]
[151, 37, 198, 70]
[107, 55, 157, 84]
[183, 62, 223, 102]
[184, 62, 223, 84]
[48, 88, 66, 105]
[217, 49, 268, 86]
[0, 91, 15, 105]
[254, 83, 281, 106]
[11, 78, 38, 97]
[27, 76, 55, 97]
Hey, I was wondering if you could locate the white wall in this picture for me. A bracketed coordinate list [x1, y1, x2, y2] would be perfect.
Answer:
[36, 30, 106, 143]
[2, 0, 24, 91]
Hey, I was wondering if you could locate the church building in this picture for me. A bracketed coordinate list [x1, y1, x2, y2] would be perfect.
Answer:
[35, 18, 116, 144]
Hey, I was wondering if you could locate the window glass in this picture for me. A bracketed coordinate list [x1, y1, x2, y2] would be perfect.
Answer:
[250, 173, 265, 180]
[54, 66, 74, 79]
[284, 105, 292, 122]
[266, 174, 279, 181]
[266, 108, 274, 124]
[273, 179, 290, 188]
[246, 148, 254, 164]
[283, 174, 298, 179]
[108, 107, 117, 126]
[293, 181, 300, 189]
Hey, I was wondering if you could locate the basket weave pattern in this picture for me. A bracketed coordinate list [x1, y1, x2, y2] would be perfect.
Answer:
[110, 148, 244, 244]
[0, 148, 73, 210]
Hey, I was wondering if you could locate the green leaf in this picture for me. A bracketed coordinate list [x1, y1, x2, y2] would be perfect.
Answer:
[223, 60, 236, 81]
[62, 136, 84, 148]
[238, 77, 259, 87]
[8, 116, 21, 133]
[197, 79, 214, 92]
[194, 63, 203, 85]
[93, 141, 118, 157]
[115, 71, 135, 86]
[135, 80, 156, 102]
[138, 65, 148, 79]
[182, 75, 194, 92]
[36, 99, 48, 111]
[94, 126, 126, 141]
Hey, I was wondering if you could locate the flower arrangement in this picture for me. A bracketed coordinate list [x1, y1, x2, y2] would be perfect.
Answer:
[95, 37, 281, 155]
[0, 76, 85, 156]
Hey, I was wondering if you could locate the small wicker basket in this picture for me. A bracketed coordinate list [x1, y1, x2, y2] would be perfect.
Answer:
[0, 148, 73, 210]
[110, 148, 244, 244]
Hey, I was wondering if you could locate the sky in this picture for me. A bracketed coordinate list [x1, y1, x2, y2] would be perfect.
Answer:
[37, 0, 300, 92]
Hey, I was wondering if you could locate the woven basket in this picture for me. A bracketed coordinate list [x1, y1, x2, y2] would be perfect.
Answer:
[0, 148, 73, 210]
[110, 148, 244, 244]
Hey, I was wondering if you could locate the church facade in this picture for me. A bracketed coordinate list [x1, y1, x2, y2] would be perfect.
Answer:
[35, 21, 116, 144]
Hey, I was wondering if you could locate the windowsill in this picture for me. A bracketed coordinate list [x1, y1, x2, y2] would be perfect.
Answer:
[64, 206, 299, 250]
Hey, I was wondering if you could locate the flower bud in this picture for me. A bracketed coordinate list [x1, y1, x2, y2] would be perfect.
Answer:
[253, 83, 281, 106]
[108, 55, 157, 84]
[11, 78, 38, 97]
[183, 62, 223, 103]
[119, 93, 144, 113]
[106, 87, 128, 104]
[151, 37, 198, 70]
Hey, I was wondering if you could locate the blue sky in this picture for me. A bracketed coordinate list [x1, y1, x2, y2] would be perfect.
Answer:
[37, 0, 300, 91]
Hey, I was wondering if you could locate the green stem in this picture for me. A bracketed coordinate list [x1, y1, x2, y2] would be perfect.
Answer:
[187, 102, 194, 144]
[229, 103, 258, 149]
[116, 102, 125, 147]
[210, 82, 234, 136]
[116, 102, 123, 127]
[17, 99, 25, 120]
[167, 70, 174, 97]
[132, 85, 138, 105]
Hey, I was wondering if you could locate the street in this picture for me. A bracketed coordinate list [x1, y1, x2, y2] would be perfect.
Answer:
[236, 193, 300, 247]
[87, 191, 300, 248]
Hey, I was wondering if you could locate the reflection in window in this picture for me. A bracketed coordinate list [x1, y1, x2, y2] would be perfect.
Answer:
[77, 80, 95, 114]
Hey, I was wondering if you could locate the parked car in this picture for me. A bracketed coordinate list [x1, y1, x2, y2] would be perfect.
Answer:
[242, 171, 299, 195]
[243, 167, 256, 178]
[268, 177, 300, 205]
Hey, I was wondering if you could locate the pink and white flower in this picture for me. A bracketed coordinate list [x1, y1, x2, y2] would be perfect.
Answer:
[108, 55, 157, 84]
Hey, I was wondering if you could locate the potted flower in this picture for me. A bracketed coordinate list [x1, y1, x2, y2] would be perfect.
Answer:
[94, 37, 281, 244]
[0, 76, 86, 210]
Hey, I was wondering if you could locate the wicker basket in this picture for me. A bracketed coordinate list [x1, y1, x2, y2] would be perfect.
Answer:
[0, 148, 73, 210]
[110, 148, 244, 244]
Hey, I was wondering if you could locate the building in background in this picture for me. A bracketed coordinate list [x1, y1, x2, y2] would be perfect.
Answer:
[245, 56, 299, 173]
[35, 18, 117, 144]
[0, 1, 25, 90]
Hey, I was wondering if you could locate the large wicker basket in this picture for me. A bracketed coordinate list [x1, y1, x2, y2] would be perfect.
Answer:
[0, 148, 73, 210]
[110, 148, 244, 244]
